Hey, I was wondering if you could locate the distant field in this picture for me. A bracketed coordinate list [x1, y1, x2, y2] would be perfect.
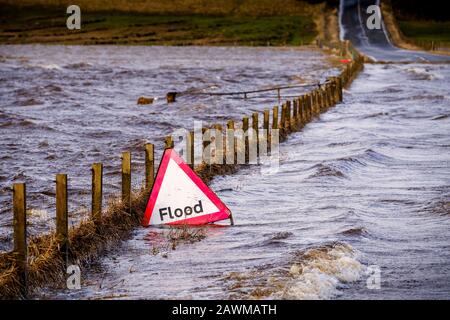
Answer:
[0, 0, 318, 16]
[0, 1, 320, 45]
[398, 20, 450, 44]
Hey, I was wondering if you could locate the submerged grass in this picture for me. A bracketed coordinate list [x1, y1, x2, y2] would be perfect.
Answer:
[167, 226, 207, 250]
[0, 160, 241, 298]
[149, 226, 207, 256]
[0, 124, 298, 298]
[0, 188, 147, 298]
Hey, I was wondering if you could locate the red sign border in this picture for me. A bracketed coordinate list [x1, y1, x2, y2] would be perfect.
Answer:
[142, 148, 232, 226]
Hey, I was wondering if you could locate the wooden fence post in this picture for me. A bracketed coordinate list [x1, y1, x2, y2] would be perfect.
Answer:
[212, 124, 223, 165]
[272, 106, 279, 130]
[298, 97, 303, 125]
[13, 183, 27, 297]
[263, 109, 270, 134]
[242, 117, 249, 164]
[307, 93, 312, 120]
[226, 120, 236, 164]
[321, 88, 326, 110]
[329, 79, 336, 105]
[318, 90, 323, 113]
[293, 99, 298, 126]
[327, 84, 333, 107]
[317, 90, 321, 113]
[252, 112, 259, 157]
[202, 127, 209, 157]
[166, 92, 177, 103]
[122, 151, 131, 209]
[335, 77, 340, 103]
[300, 95, 306, 123]
[144, 144, 154, 190]
[288, 101, 291, 130]
[91, 163, 102, 220]
[165, 136, 174, 149]
[314, 89, 321, 116]
[56, 174, 68, 266]
[280, 103, 286, 131]
[332, 79, 338, 105]
[263, 109, 270, 153]
[186, 131, 195, 168]
[311, 91, 317, 116]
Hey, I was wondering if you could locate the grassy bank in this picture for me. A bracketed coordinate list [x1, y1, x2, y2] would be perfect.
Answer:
[397, 20, 450, 44]
[381, 1, 450, 53]
[0, 2, 320, 45]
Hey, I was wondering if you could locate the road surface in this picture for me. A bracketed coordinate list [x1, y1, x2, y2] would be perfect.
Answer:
[340, 0, 450, 62]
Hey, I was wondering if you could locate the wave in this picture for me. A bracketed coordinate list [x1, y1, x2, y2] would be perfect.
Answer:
[421, 197, 450, 216]
[409, 94, 445, 101]
[252, 232, 294, 248]
[273, 243, 363, 299]
[326, 141, 355, 148]
[308, 163, 347, 179]
[360, 148, 394, 164]
[64, 62, 93, 70]
[431, 114, 449, 120]
[333, 149, 394, 168]
[10, 85, 64, 106]
[306, 149, 390, 180]
[15, 98, 44, 106]
[44, 84, 63, 93]
[224, 242, 363, 300]
[127, 138, 152, 152]
[0, 115, 54, 132]
[30, 63, 62, 70]
[406, 67, 443, 81]
[308, 149, 390, 180]
[380, 87, 403, 94]
[269, 232, 293, 240]
[362, 112, 389, 119]
[339, 227, 368, 237]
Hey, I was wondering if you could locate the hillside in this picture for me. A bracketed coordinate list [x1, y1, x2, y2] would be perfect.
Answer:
[0, 0, 327, 45]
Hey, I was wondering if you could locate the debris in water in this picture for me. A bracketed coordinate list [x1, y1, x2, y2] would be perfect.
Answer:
[137, 96, 154, 105]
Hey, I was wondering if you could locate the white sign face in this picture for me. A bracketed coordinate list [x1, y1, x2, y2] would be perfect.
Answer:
[149, 158, 219, 225]
[142, 149, 232, 226]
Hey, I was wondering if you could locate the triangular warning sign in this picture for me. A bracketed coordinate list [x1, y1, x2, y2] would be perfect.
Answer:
[142, 149, 232, 226]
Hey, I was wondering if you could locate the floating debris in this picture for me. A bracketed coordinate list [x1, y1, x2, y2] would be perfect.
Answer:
[137, 96, 154, 105]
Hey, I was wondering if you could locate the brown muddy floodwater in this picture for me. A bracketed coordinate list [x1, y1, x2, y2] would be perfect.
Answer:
[0, 45, 334, 251]
[1, 46, 450, 299]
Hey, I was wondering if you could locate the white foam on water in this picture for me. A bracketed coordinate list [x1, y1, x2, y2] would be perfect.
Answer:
[406, 67, 443, 80]
[273, 244, 363, 300]
[32, 63, 62, 70]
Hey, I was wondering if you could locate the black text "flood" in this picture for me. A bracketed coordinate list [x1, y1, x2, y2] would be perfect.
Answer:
[159, 200, 203, 221]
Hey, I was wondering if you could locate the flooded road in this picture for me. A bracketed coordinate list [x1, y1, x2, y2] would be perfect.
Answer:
[340, 0, 450, 63]
[0, 45, 335, 251]
[2, 3, 450, 298]
[38, 60, 450, 299]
